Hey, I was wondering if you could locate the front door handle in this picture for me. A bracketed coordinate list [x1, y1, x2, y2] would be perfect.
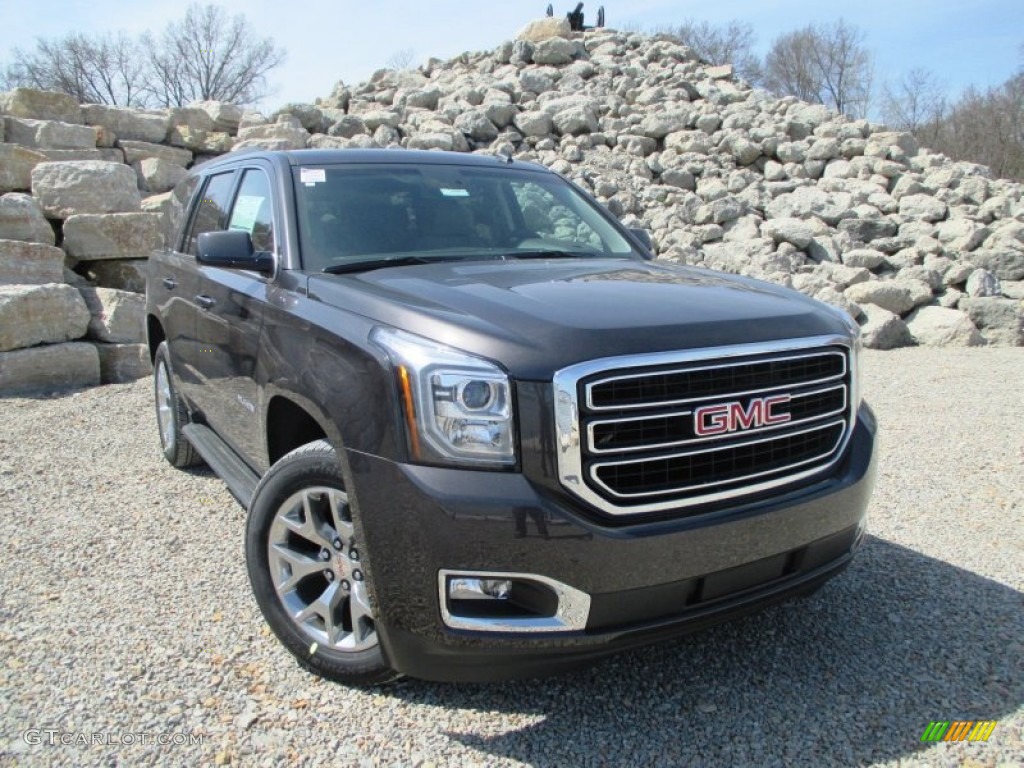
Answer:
[162, 277, 177, 290]
[195, 294, 216, 309]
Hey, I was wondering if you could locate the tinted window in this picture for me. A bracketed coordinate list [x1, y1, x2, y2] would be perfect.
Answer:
[292, 164, 639, 272]
[228, 170, 275, 253]
[186, 172, 236, 256]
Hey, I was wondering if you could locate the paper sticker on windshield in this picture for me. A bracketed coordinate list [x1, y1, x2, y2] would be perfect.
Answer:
[300, 168, 326, 185]
[440, 188, 470, 197]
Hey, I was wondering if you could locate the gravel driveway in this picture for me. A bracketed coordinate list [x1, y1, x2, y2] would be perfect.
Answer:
[1, 348, 1021, 767]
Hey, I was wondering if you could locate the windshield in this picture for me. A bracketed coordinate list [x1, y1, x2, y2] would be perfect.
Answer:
[291, 162, 642, 272]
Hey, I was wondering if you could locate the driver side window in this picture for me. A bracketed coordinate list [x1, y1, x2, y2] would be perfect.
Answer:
[228, 170, 275, 253]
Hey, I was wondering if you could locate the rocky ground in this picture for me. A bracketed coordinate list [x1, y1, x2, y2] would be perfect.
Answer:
[0, 348, 1021, 767]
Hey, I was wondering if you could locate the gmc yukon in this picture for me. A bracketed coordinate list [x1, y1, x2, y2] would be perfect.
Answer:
[145, 148, 876, 684]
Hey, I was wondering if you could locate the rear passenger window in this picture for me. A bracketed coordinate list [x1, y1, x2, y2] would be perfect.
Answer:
[186, 172, 236, 256]
[228, 170, 275, 253]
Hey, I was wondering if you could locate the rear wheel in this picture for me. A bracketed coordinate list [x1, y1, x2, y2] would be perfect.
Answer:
[246, 440, 399, 686]
[153, 342, 201, 468]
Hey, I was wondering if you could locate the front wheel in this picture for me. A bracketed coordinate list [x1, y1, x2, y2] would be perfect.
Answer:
[245, 440, 399, 686]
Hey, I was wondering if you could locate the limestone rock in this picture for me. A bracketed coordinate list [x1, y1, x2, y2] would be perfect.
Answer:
[859, 303, 913, 350]
[118, 140, 193, 167]
[3, 117, 97, 149]
[0, 240, 65, 285]
[965, 269, 1001, 298]
[95, 342, 151, 383]
[0, 194, 54, 245]
[236, 120, 309, 150]
[969, 249, 1024, 281]
[845, 280, 927, 316]
[0, 342, 100, 396]
[0, 283, 91, 351]
[134, 158, 188, 194]
[962, 297, 1023, 346]
[192, 101, 243, 133]
[62, 213, 163, 260]
[905, 306, 984, 347]
[82, 104, 170, 143]
[82, 259, 149, 293]
[0, 88, 81, 123]
[0, 145, 49, 194]
[78, 286, 146, 343]
[517, 18, 572, 43]
[31, 161, 141, 217]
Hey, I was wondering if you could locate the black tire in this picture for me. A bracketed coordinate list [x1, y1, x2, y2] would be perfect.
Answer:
[153, 342, 202, 468]
[245, 439, 399, 686]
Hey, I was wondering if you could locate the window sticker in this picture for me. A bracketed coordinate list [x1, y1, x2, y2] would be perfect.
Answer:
[300, 168, 326, 185]
[440, 188, 470, 197]
[230, 195, 264, 232]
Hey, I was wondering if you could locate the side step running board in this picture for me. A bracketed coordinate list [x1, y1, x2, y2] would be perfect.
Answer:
[182, 424, 260, 507]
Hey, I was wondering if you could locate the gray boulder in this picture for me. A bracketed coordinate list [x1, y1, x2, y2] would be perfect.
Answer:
[134, 157, 188, 195]
[859, 303, 913, 350]
[62, 213, 163, 260]
[0, 283, 91, 351]
[78, 286, 146, 343]
[962, 297, 1023, 346]
[0, 342, 100, 396]
[0, 240, 65, 285]
[3, 117, 97, 149]
[0, 88, 81, 123]
[0, 194, 54, 245]
[95, 342, 151, 383]
[0, 145, 49, 194]
[31, 161, 142, 217]
[81, 104, 169, 143]
[82, 260, 149, 293]
[905, 306, 985, 347]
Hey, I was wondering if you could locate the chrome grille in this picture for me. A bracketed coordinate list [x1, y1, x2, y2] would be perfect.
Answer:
[552, 336, 857, 517]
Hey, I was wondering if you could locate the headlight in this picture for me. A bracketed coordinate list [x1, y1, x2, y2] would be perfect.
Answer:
[371, 327, 516, 467]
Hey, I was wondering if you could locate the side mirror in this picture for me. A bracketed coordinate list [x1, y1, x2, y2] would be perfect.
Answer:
[630, 227, 652, 251]
[197, 229, 274, 273]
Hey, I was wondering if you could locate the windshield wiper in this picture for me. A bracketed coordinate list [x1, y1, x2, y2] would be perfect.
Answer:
[503, 249, 598, 260]
[322, 255, 446, 275]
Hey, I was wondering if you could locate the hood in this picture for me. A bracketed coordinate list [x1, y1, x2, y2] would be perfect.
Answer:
[306, 258, 851, 379]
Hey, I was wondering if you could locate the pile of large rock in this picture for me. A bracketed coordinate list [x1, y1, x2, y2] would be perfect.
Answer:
[0, 88, 245, 394]
[258, 17, 1019, 350]
[1, 22, 1021, 393]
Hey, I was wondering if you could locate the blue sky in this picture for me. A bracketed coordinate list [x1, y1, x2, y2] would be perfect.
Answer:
[0, 0, 1020, 113]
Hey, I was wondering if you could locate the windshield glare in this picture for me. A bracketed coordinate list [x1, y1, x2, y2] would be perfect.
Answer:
[292, 163, 641, 272]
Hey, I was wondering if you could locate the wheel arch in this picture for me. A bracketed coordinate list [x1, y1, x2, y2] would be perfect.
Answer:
[146, 314, 165, 363]
[264, 392, 339, 467]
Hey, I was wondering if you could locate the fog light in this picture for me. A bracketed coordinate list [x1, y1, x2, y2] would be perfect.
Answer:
[448, 577, 512, 601]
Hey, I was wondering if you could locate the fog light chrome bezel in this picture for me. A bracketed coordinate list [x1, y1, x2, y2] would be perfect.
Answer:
[438, 570, 591, 633]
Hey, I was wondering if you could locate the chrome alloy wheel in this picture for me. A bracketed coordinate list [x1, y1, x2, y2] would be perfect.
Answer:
[155, 360, 175, 450]
[267, 486, 378, 652]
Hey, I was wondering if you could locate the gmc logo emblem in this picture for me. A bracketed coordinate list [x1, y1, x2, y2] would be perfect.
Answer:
[694, 395, 792, 437]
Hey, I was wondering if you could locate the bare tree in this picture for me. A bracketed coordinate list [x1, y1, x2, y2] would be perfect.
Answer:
[656, 19, 762, 83]
[145, 3, 285, 107]
[385, 48, 417, 71]
[763, 20, 873, 117]
[931, 73, 1024, 180]
[2, 33, 148, 106]
[880, 68, 947, 143]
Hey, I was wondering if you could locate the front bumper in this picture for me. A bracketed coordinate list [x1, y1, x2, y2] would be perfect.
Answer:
[346, 403, 877, 682]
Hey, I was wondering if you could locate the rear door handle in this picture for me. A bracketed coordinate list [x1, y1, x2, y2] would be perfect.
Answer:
[195, 294, 216, 309]
[162, 277, 177, 290]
